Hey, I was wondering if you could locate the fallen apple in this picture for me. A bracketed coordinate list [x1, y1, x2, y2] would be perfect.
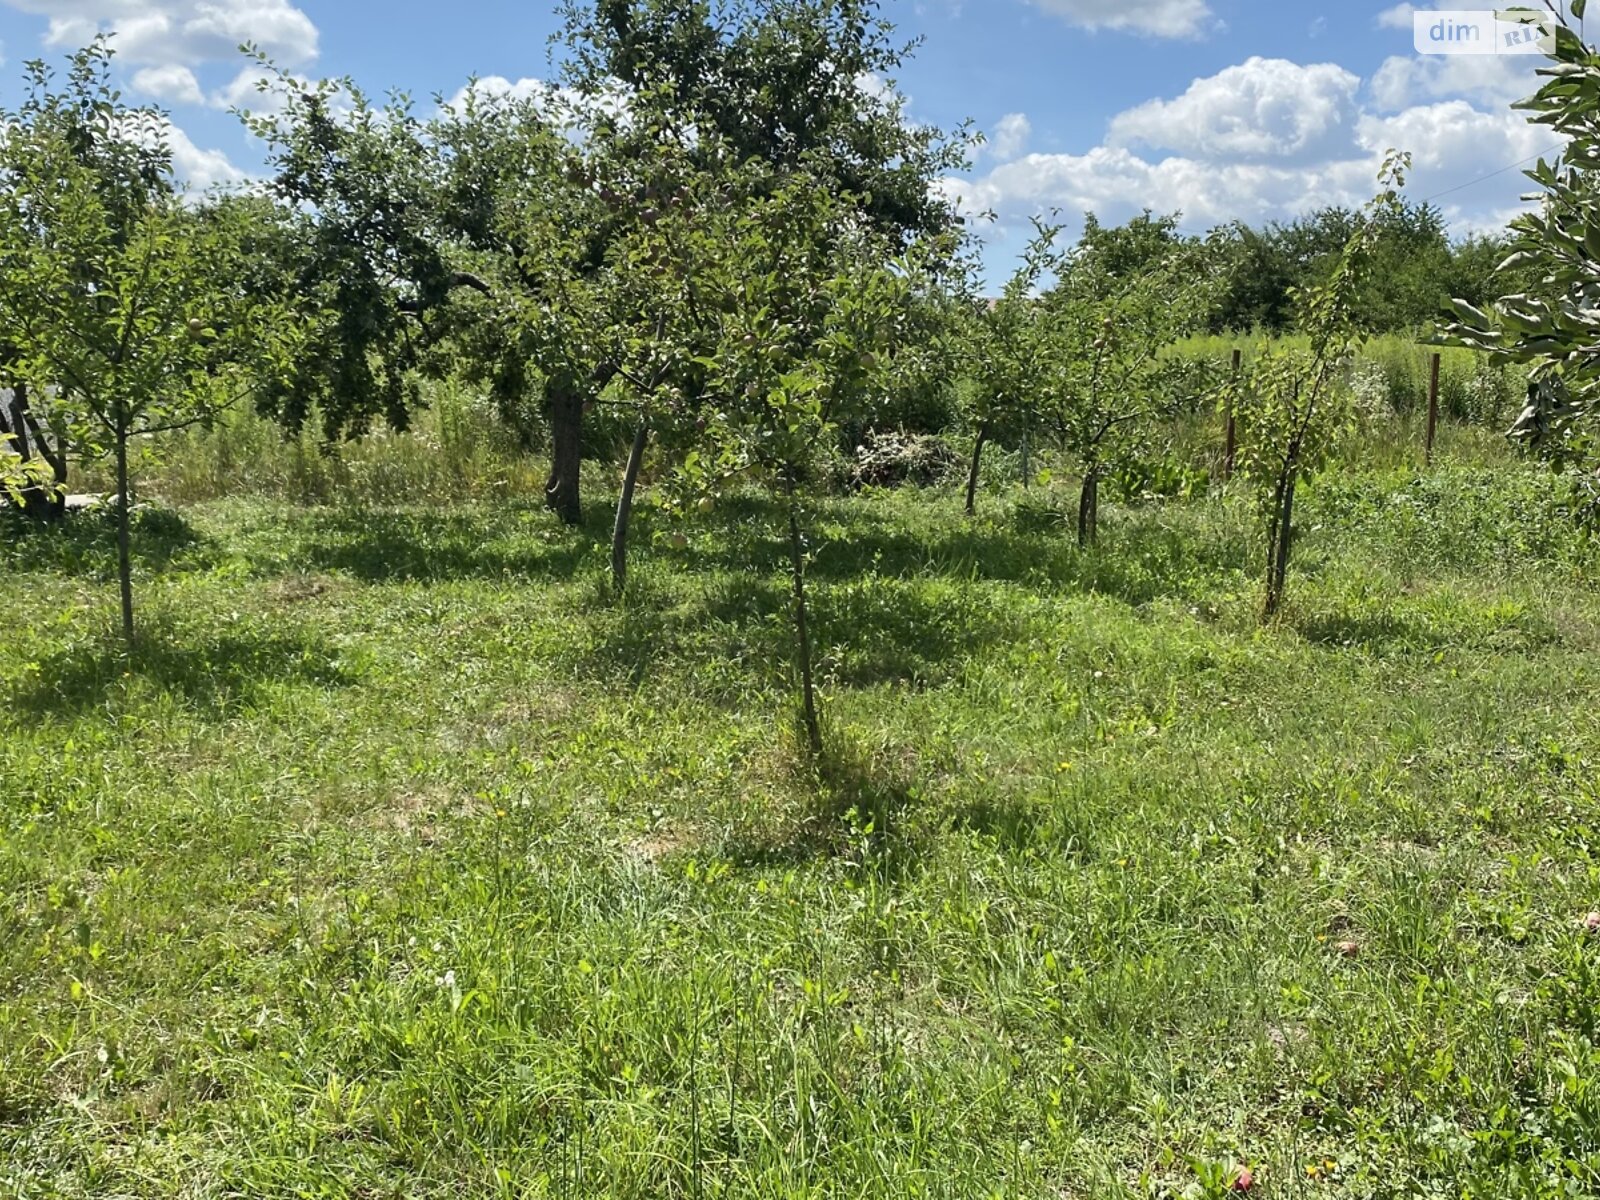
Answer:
[669, 533, 688, 551]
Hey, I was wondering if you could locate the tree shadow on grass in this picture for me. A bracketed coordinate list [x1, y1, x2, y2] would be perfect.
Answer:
[11, 626, 356, 718]
[565, 571, 1039, 694]
[568, 601, 679, 690]
[1292, 598, 1561, 656]
[1, 506, 213, 578]
[261, 488, 1251, 609]
[285, 505, 606, 583]
[811, 577, 1036, 686]
[685, 495, 1062, 585]
[953, 786, 1098, 861]
[720, 727, 924, 882]
[0, 1090, 45, 1129]
[688, 493, 1253, 608]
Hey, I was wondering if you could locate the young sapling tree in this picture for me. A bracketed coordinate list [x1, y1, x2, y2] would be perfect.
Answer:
[1041, 229, 1221, 546]
[961, 222, 1060, 516]
[0, 43, 296, 643]
[1231, 153, 1410, 618]
[681, 173, 911, 754]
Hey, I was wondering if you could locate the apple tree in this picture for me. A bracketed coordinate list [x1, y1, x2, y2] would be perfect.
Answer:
[670, 169, 914, 754]
[960, 222, 1060, 517]
[0, 42, 296, 644]
[239, 65, 496, 461]
[1231, 153, 1410, 619]
[547, 0, 973, 535]
[430, 81, 725, 571]
[1040, 226, 1221, 546]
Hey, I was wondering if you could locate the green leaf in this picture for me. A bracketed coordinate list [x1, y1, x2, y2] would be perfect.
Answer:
[1449, 299, 1494, 329]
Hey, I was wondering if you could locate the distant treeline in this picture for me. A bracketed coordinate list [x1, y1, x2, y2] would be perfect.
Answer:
[1075, 206, 1525, 336]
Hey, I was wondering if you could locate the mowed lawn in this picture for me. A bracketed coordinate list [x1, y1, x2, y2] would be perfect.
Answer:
[3, 468, 1599, 1198]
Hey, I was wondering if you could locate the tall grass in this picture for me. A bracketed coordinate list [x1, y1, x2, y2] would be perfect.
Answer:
[76, 379, 548, 507]
[54, 338, 1527, 516]
[1173, 332, 1523, 425]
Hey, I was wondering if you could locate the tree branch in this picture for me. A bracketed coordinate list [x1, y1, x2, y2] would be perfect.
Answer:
[449, 270, 494, 296]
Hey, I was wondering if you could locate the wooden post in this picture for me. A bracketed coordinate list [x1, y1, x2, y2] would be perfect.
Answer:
[1425, 351, 1441, 467]
[1223, 348, 1240, 481]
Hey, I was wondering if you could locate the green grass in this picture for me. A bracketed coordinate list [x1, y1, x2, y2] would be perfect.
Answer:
[3, 463, 1600, 1198]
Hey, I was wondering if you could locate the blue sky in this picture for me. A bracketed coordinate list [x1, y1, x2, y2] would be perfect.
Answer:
[0, 1, 1564, 278]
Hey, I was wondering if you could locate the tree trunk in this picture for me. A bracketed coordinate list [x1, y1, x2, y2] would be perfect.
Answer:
[1263, 463, 1298, 620]
[964, 426, 989, 517]
[1263, 475, 1285, 596]
[1077, 467, 1100, 548]
[3, 389, 21, 455]
[785, 473, 822, 757]
[611, 421, 650, 594]
[0, 393, 13, 537]
[115, 416, 135, 646]
[8, 382, 67, 521]
[544, 380, 584, 527]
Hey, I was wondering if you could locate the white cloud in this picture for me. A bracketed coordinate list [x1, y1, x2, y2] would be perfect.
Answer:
[2, 4, 265, 189]
[131, 64, 204, 105]
[128, 116, 248, 191]
[211, 64, 297, 114]
[1356, 100, 1552, 179]
[1026, 0, 1214, 38]
[11, 0, 318, 70]
[989, 112, 1031, 160]
[1108, 58, 1361, 162]
[857, 71, 893, 103]
[6, 2, 328, 114]
[166, 124, 247, 191]
[1368, 52, 1540, 110]
[1376, 3, 1416, 31]
[941, 148, 1374, 233]
[946, 54, 1560, 262]
[43, 15, 97, 48]
[445, 76, 560, 109]
[441, 75, 631, 130]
